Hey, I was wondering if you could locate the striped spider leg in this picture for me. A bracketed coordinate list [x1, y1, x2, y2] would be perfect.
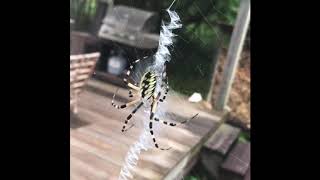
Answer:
[111, 89, 143, 132]
[150, 92, 188, 128]
[159, 76, 169, 103]
[149, 92, 172, 150]
[111, 56, 149, 132]
[148, 92, 199, 150]
[148, 91, 187, 151]
[123, 56, 149, 85]
[112, 57, 197, 150]
[159, 61, 169, 103]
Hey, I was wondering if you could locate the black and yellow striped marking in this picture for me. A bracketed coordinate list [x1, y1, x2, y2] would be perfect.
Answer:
[112, 56, 187, 150]
[140, 72, 157, 99]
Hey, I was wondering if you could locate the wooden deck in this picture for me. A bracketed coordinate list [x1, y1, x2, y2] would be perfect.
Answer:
[70, 79, 225, 180]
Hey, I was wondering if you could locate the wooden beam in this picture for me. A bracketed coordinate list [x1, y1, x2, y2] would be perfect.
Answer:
[206, 48, 221, 103]
[215, 0, 250, 111]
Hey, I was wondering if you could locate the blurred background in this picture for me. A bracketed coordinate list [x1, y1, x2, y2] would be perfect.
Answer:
[70, 0, 250, 179]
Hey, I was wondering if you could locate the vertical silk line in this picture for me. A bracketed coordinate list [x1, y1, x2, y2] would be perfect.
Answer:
[118, 126, 151, 180]
[154, 0, 182, 70]
[118, 1, 182, 179]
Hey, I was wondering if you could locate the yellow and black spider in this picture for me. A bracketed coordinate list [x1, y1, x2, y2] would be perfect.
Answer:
[111, 56, 191, 150]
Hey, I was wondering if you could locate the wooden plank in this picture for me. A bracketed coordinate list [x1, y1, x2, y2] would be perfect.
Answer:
[70, 60, 96, 65]
[70, 52, 99, 114]
[70, 99, 76, 105]
[72, 68, 93, 75]
[70, 80, 225, 180]
[215, 0, 250, 111]
[200, 148, 225, 179]
[221, 142, 250, 176]
[70, 52, 100, 60]
[204, 124, 240, 155]
[70, 163, 92, 180]
[70, 82, 86, 89]
[76, 74, 91, 81]
[73, 109, 137, 145]
[79, 91, 203, 150]
[74, 107, 186, 179]
[71, 133, 124, 167]
[70, 61, 97, 69]
[85, 79, 221, 123]
[244, 167, 250, 180]
[79, 97, 198, 156]
[71, 145, 119, 178]
[70, 61, 95, 66]
[70, 155, 105, 180]
[81, 80, 220, 133]
[71, 130, 126, 168]
[70, 76, 86, 83]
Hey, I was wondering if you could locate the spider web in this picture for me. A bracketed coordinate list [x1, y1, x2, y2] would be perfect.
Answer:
[93, 0, 233, 179]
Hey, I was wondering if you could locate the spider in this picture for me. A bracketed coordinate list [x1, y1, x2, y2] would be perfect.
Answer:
[111, 56, 195, 150]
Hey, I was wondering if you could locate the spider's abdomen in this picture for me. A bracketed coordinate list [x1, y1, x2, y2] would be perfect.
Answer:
[140, 72, 157, 99]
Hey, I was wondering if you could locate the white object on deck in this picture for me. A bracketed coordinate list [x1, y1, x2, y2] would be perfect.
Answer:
[188, 93, 203, 103]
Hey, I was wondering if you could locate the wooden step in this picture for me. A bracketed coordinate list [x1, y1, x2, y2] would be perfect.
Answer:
[244, 167, 250, 180]
[204, 124, 241, 155]
[200, 124, 240, 179]
[221, 141, 250, 176]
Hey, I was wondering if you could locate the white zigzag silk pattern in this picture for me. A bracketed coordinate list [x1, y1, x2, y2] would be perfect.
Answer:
[118, 126, 151, 180]
[118, 1, 182, 179]
[154, 1, 182, 69]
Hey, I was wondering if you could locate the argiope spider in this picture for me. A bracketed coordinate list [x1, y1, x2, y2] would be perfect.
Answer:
[111, 56, 193, 150]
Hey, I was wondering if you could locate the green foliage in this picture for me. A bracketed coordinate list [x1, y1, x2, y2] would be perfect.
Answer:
[70, 0, 241, 96]
[184, 159, 216, 180]
[70, 0, 98, 31]
[164, 0, 240, 96]
[185, 175, 201, 180]
[167, 39, 219, 97]
[238, 131, 250, 143]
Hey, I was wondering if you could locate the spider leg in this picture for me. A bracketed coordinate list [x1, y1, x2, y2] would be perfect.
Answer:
[149, 95, 171, 150]
[127, 83, 140, 91]
[159, 65, 169, 103]
[122, 124, 134, 132]
[129, 90, 134, 98]
[159, 84, 169, 102]
[153, 117, 179, 126]
[112, 98, 140, 109]
[129, 90, 139, 98]
[111, 89, 140, 109]
[123, 64, 134, 84]
[121, 102, 144, 132]
[149, 120, 171, 151]
[150, 93, 160, 120]
[153, 113, 199, 126]
[159, 88, 169, 102]
[133, 56, 149, 63]
[123, 56, 149, 84]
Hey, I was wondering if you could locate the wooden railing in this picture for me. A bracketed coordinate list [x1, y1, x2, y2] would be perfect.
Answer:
[70, 52, 100, 113]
